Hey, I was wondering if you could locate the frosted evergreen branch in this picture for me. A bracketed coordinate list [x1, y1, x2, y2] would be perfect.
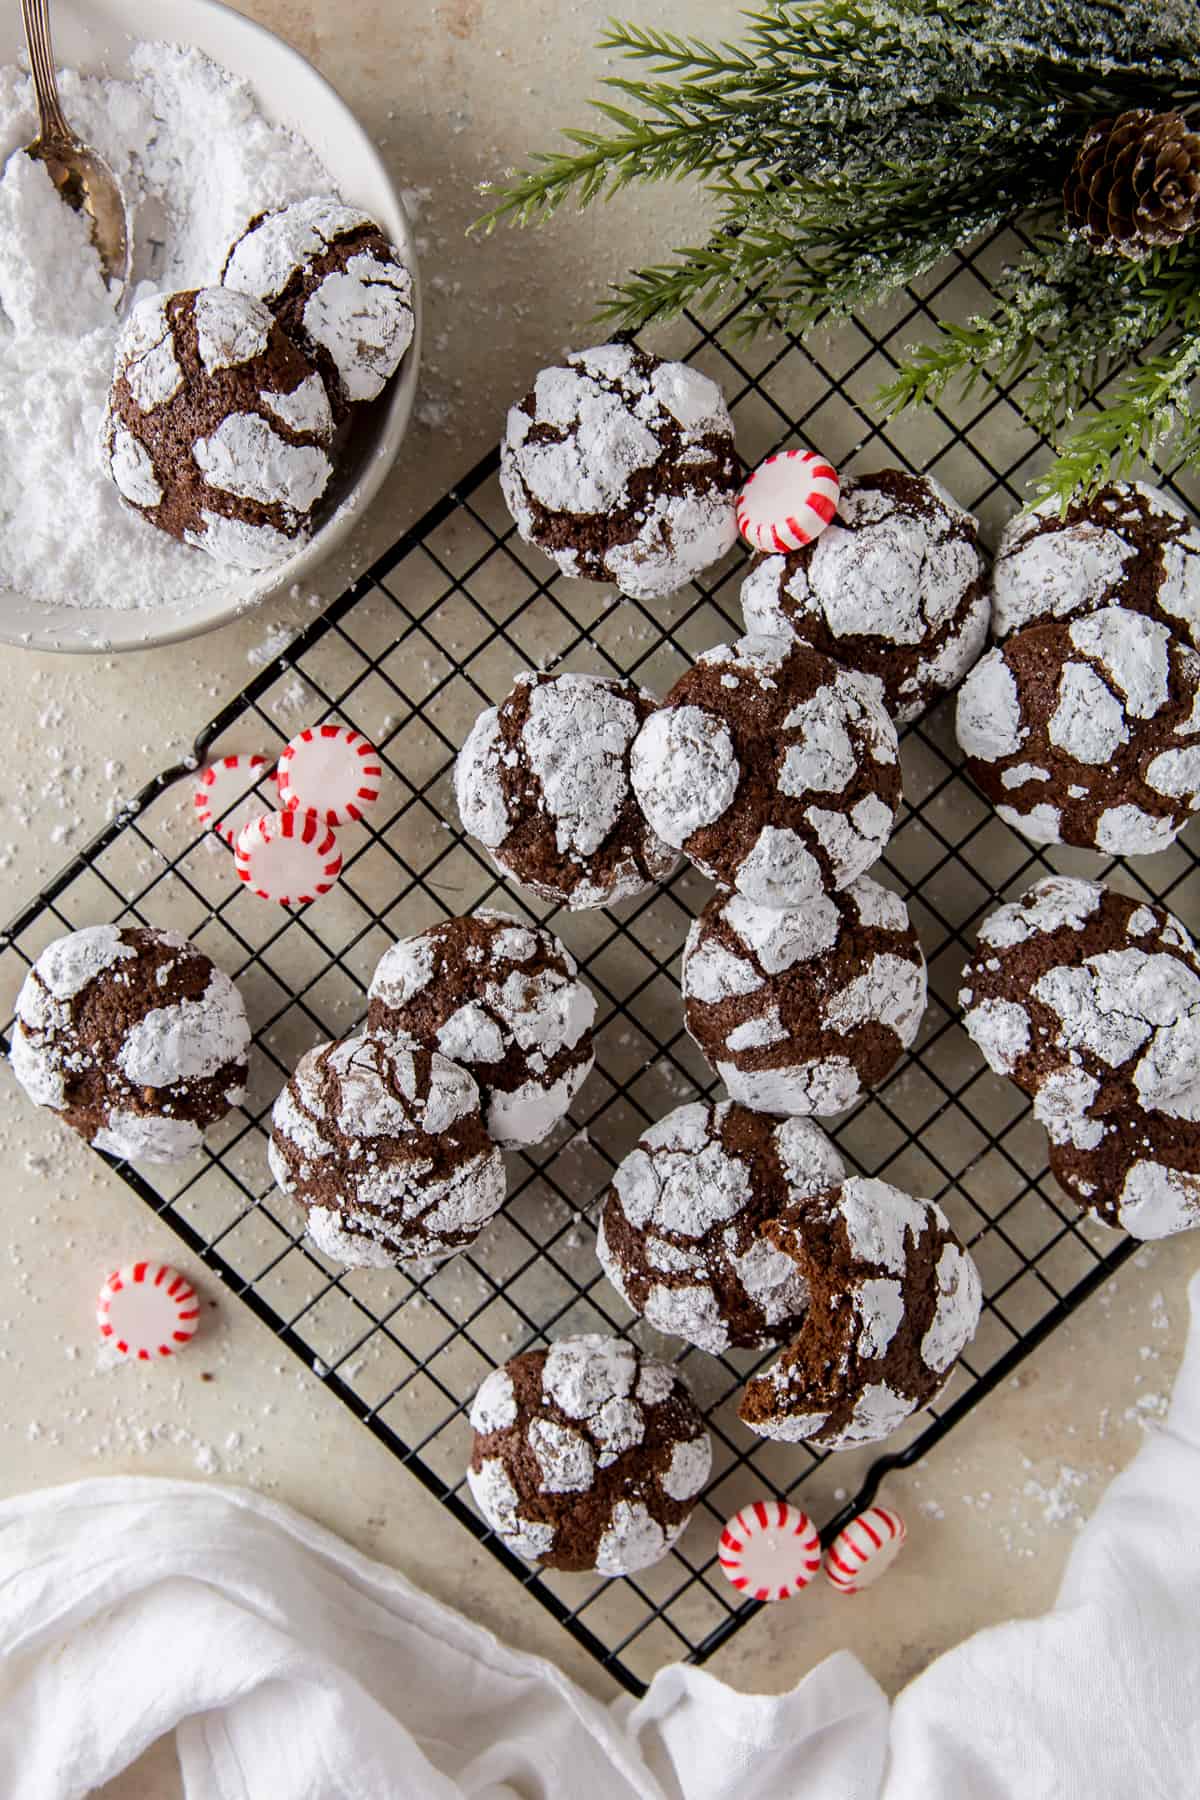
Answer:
[1034, 333, 1200, 509]
[479, 0, 1200, 499]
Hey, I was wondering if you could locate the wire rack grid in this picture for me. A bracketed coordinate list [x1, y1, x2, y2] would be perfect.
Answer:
[3, 226, 1197, 1697]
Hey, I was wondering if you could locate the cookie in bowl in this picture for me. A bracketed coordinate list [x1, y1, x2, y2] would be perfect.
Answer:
[101, 286, 334, 569]
[222, 195, 415, 413]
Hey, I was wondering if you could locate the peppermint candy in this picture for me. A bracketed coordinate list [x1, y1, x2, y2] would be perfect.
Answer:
[717, 1499, 821, 1601]
[97, 1260, 200, 1359]
[277, 724, 382, 826]
[736, 449, 840, 554]
[235, 808, 343, 906]
[824, 1506, 906, 1592]
[193, 753, 275, 846]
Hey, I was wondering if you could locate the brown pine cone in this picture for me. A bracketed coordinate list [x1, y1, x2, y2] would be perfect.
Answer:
[1064, 107, 1200, 258]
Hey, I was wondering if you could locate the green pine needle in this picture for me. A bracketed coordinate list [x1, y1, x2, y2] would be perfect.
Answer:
[477, 0, 1200, 504]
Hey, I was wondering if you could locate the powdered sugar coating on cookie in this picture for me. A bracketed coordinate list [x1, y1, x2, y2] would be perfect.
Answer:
[367, 910, 596, 1148]
[268, 1032, 506, 1268]
[11, 925, 249, 1164]
[683, 876, 926, 1115]
[630, 634, 900, 908]
[740, 470, 987, 721]
[739, 1175, 981, 1449]
[467, 1333, 710, 1573]
[499, 343, 739, 599]
[101, 287, 334, 568]
[956, 607, 1200, 852]
[961, 876, 1200, 1146]
[991, 481, 1200, 650]
[1049, 1094, 1200, 1240]
[454, 671, 678, 910]
[598, 1101, 845, 1352]
[223, 195, 414, 410]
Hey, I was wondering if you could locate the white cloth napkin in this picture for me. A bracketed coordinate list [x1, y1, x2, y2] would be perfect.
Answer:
[2, 1271, 1198, 1800]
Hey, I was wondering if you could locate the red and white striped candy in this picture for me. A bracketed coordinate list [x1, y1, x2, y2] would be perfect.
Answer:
[277, 725, 382, 826]
[193, 753, 274, 846]
[824, 1506, 906, 1593]
[736, 448, 840, 554]
[718, 1500, 821, 1602]
[97, 1260, 200, 1360]
[235, 809, 343, 907]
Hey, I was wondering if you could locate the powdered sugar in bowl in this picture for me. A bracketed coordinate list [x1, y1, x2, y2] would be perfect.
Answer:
[0, 0, 419, 652]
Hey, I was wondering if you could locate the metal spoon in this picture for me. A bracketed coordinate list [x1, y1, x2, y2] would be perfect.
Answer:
[20, 0, 130, 298]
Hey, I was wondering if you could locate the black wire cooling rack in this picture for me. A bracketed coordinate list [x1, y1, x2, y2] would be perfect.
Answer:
[3, 230, 1196, 1696]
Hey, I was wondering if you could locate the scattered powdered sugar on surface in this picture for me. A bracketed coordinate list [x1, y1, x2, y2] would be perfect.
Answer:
[0, 43, 332, 613]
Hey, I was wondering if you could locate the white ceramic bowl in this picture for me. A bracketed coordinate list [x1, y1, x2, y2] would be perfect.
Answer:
[0, 0, 419, 652]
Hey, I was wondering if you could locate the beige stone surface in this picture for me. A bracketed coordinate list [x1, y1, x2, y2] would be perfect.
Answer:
[0, 4, 1196, 1796]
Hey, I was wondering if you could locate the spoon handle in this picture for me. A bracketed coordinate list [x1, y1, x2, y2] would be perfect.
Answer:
[20, 0, 76, 147]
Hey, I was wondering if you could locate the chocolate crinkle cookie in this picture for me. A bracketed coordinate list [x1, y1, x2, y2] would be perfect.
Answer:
[268, 1032, 506, 1269]
[960, 875, 1200, 1150]
[738, 1176, 982, 1450]
[454, 670, 678, 909]
[101, 286, 335, 569]
[740, 470, 988, 723]
[597, 1102, 845, 1353]
[1049, 1098, 1200, 1240]
[10, 924, 249, 1163]
[466, 1333, 711, 1573]
[499, 342, 740, 600]
[222, 195, 414, 413]
[682, 876, 926, 1115]
[366, 909, 596, 1149]
[991, 481, 1200, 650]
[956, 605, 1200, 854]
[630, 634, 901, 908]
